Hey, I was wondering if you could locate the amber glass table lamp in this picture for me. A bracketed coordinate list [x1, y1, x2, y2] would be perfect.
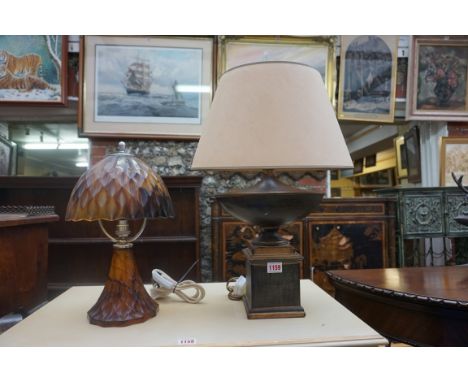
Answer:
[192, 62, 353, 319]
[66, 142, 174, 327]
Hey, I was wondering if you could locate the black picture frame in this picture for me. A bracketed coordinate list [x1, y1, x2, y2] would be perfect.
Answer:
[340, 168, 354, 178]
[404, 126, 422, 183]
[365, 154, 377, 167]
[353, 158, 364, 174]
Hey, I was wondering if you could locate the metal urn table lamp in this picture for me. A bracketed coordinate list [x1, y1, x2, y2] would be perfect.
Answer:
[192, 62, 352, 319]
[66, 142, 174, 327]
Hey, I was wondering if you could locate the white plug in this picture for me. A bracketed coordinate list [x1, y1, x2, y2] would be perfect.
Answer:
[151, 268, 206, 304]
[232, 275, 246, 297]
[152, 269, 177, 290]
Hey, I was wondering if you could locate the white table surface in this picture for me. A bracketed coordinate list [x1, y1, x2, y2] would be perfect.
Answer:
[0, 280, 387, 347]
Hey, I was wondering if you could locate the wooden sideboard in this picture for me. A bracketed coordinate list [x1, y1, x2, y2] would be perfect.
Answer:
[211, 196, 396, 292]
[0, 176, 202, 298]
[376, 187, 468, 266]
[0, 213, 59, 317]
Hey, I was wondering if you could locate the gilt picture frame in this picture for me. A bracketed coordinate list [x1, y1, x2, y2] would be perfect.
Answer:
[0, 35, 68, 106]
[439, 137, 468, 186]
[79, 36, 214, 139]
[217, 36, 336, 103]
[338, 35, 398, 123]
[394, 135, 408, 179]
[406, 36, 468, 121]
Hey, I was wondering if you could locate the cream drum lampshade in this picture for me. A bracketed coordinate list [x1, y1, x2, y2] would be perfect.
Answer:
[192, 61, 352, 171]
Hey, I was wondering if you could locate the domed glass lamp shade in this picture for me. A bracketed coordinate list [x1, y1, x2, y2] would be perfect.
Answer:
[192, 62, 353, 318]
[66, 142, 174, 327]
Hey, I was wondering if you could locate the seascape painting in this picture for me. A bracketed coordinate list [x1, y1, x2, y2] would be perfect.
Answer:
[338, 35, 398, 122]
[81, 36, 213, 138]
[0, 35, 66, 104]
[94, 44, 203, 124]
[416, 45, 468, 111]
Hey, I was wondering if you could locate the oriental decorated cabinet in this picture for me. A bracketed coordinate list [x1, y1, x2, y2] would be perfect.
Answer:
[211, 196, 396, 293]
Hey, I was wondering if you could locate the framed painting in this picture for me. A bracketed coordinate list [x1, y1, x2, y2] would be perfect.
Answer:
[0, 35, 68, 106]
[439, 137, 468, 186]
[404, 126, 421, 183]
[0, 136, 16, 175]
[353, 158, 364, 174]
[394, 136, 408, 179]
[365, 154, 376, 168]
[217, 36, 336, 103]
[79, 36, 214, 139]
[338, 35, 398, 123]
[340, 168, 354, 178]
[406, 36, 468, 121]
[358, 169, 394, 187]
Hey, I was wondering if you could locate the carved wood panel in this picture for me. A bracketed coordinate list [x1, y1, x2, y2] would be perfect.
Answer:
[445, 192, 468, 235]
[403, 194, 443, 235]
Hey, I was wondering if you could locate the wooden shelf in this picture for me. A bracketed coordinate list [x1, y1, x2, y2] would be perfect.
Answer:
[0, 176, 203, 294]
[0, 100, 78, 123]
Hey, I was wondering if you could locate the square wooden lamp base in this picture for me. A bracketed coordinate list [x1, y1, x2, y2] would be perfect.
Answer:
[243, 245, 305, 319]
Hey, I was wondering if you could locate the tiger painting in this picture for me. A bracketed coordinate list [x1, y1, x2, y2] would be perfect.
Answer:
[0, 50, 42, 77]
[0, 63, 51, 91]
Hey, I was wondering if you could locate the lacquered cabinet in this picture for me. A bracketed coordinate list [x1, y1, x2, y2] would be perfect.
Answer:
[211, 196, 397, 293]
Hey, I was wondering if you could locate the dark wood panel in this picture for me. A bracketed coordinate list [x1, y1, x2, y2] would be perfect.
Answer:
[48, 241, 198, 285]
[0, 176, 202, 297]
[0, 215, 58, 316]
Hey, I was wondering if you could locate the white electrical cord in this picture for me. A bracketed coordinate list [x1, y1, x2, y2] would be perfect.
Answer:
[150, 269, 205, 304]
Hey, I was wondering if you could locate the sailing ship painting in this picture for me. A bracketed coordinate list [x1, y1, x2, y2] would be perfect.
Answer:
[122, 58, 152, 96]
[94, 44, 203, 124]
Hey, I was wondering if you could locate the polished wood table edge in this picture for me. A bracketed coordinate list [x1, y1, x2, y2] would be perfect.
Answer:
[0, 214, 59, 228]
[326, 269, 468, 311]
